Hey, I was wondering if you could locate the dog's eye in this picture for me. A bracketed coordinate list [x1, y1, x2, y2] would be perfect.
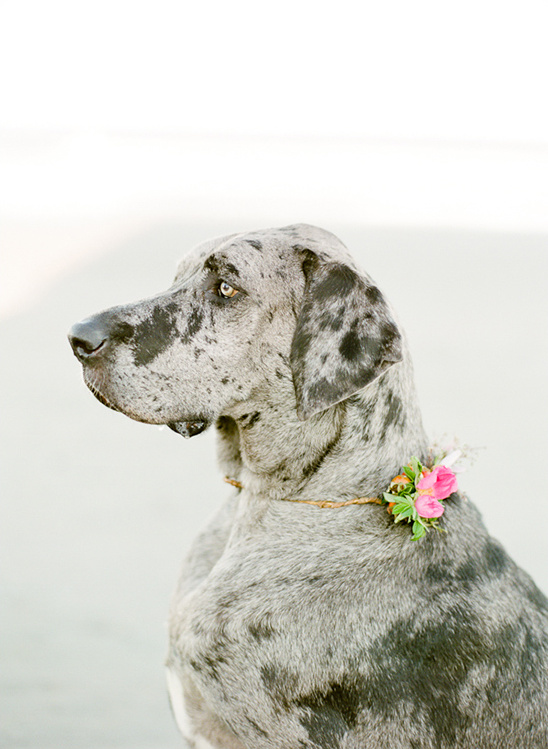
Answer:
[218, 281, 239, 299]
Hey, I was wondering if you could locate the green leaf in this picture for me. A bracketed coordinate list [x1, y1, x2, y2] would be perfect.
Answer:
[410, 457, 423, 485]
[398, 507, 414, 519]
[412, 520, 426, 541]
[395, 495, 413, 506]
[383, 492, 394, 503]
[396, 497, 413, 510]
[403, 466, 415, 481]
[393, 503, 410, 514]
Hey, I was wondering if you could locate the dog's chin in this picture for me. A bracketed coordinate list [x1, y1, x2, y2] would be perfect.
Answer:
[84, 376, 121, 413]
[82, 373, 211, 436]
[167, 420, 210, 439]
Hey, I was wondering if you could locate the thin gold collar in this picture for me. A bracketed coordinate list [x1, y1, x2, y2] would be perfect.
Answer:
[223, 476, 382, 508]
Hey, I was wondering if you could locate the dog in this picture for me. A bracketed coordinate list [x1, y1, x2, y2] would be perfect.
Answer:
[69, 224, 548, 748]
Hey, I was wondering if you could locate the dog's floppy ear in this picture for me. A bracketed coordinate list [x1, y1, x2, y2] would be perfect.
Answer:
[290, 252, 403, 420]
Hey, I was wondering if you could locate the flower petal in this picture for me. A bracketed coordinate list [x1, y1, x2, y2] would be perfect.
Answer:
[417, 470, 436, 490]
[415, 495, 445, 518]
[430, 465, 458, 500]
[440, 449, 462, 468]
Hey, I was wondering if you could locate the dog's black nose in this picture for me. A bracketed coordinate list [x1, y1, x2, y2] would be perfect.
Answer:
[68, 318, 109, 361]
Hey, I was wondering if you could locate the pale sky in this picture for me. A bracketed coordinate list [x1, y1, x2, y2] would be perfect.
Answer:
[1, 0, 547, 143]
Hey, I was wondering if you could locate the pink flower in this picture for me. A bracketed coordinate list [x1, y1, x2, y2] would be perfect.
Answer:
[417, 465, 458, 500]
[415, 494, 445, 518]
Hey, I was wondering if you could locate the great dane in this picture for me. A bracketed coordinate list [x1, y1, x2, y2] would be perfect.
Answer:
[69, 224, 548, 748]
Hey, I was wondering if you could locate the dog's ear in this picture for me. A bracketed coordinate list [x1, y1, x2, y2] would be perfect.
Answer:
[290, 253, 403, 420]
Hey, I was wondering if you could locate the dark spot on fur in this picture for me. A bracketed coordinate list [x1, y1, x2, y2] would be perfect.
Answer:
[239, 412, 261, 428]
[246, 412, 261, 428]
[189, 636, 231, 680]
[363, 608, 486, 743]
[275, 369, 285, 380]
[318, 306, 346, 332]
[455, 557, 483, 586]
[362, 605, 547, 743]
[424, 561, 451, 584]
[132, 303, 178, 366]
[425, 556, 479, 595]
[427, 540, 514, 597]
[246, 239, 263, 251]
[365, 285, 382, 304]
[225, 262, 240, 277]
[111, 320, 134, 343]
[484, 538, 508, 575]
[303, 371, 376, 415]
[297, 679, 364, 748]
[248, 617, 275, 642]
[290, 323, 314, 362]
[304, 378, 342, 411]
[381, 390, 405, 439]
[221, 376, 230, 384]
[302, 421, 343, 478]
[216, 415, 236, 432]
[381, 321, 399, 348]
[204, 255, 221, 274]
[260, 665, 298, 710]
[312, 264, 358, 303]
[181, 306, 204, 344]
[339, 324, 363, 361]
[525, 581, 548, 612]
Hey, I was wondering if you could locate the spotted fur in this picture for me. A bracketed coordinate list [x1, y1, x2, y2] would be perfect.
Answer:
[69, 224, 548, 748]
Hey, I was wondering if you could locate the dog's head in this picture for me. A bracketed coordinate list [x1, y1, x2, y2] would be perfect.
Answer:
[68, 224, 403, 437]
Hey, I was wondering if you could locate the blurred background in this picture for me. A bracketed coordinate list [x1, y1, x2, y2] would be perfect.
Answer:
[1, 1, 547, 747]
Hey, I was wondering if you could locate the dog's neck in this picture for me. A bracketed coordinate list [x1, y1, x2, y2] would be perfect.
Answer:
[216, 359, 428, 502]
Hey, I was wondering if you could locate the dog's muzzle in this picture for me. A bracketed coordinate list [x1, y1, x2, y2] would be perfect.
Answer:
[69, 315, 209, 438]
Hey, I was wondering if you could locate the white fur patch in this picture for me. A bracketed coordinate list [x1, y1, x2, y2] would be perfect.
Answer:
[165, 666, 194, 741]
[194, 738, 218, 749]
[165, 667, 219, 748]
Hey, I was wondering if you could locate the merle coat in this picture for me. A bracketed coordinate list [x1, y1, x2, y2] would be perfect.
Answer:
[69, 224, 548, 749]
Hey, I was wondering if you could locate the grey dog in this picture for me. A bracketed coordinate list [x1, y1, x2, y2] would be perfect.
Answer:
[69, 224, 548, 748]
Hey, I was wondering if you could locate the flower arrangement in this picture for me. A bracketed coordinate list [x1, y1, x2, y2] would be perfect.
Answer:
[224, 440, 478, 541]
[383, 452, 460, 540]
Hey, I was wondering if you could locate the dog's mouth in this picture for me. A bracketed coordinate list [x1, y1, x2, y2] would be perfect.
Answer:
[167, 420, 210, 438]
[82, 368, 210, 436]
